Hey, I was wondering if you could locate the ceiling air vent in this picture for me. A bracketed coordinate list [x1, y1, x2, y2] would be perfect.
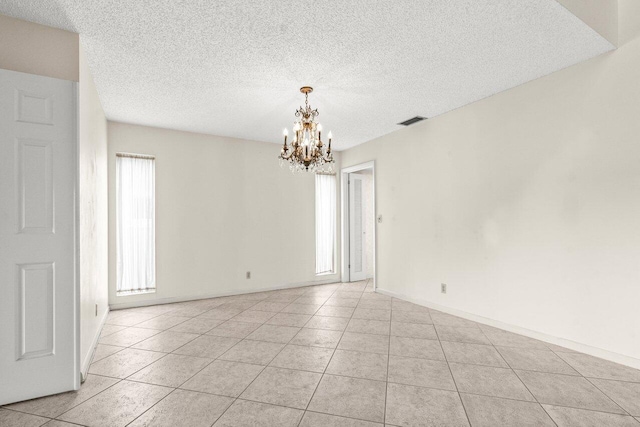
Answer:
[398, 116, 427, 126]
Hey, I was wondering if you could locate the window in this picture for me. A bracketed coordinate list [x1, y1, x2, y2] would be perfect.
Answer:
[316, 173, 336, 275]
[116, 153, 156, 294]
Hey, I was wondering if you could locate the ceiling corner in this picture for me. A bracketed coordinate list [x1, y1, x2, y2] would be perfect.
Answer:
[556, 0, 618, 46]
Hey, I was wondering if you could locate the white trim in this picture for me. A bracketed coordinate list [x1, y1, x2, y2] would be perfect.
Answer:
[117, 289, 156, 297]
[377, 287, 640, 370]
[72, 82, 81, 391]
[315, 271, 335, 277]
[109, 278, 340, 310]
[80, 307, 110, 381]
[341, 161, 375, 174]
[340, 161, 376, 290]
[341, 174, 348, 284]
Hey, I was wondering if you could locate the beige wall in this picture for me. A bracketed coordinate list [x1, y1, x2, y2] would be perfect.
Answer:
[107, 122, 341, 308]
[557, 0, 618, 46]
[0, 14, 79, 81]
[341, 0, 640, 365]
[78, 45, 109, 374]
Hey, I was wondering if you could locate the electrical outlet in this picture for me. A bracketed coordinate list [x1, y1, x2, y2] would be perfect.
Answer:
[441, 283, 447, 294]
[246, 271, 251, 279]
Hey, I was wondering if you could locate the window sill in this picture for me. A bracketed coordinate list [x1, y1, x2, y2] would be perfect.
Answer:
[316, 271, 336, 277]
[116, 289, 156, 297]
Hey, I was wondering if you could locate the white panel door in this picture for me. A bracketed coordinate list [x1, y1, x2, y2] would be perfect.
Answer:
[349, 174, 366, 282]
[0, 69, 78, 405]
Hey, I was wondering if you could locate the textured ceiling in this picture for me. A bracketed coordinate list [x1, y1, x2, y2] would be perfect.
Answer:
[0, 1, 613, 150]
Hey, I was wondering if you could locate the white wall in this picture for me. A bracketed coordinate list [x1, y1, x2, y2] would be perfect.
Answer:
[341, 0, 640, 363]
[78, 45, 109, 375]
[107, 122, 341, 308]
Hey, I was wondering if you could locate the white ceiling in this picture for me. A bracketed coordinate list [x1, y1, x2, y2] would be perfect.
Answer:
[0, 1, 613, 150]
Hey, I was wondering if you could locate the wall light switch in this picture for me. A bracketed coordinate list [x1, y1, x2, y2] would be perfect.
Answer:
[246, 271, 251, 279]
[377, 215, 383, 223]
[441, 283, 447, 294]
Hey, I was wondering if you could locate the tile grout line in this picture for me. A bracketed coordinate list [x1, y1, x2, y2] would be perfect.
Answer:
[295, 282, 363, 426]
[36, 320, 640, 424]
[447, 316, 638, 422]
[3, 286, 331, 425]
[435, 311, 474, 427]
[583, 376, 633, 417]
[123, 387, 179, 427]
[507, 355, 633, 418]
[98, 296, 272, 427]
[211, 286, 339, 426]
[51, 377, 125, 423]
[218, 287, 339, 423]
[132, 313, 194, 331]
[99, 359, 635, 421]
[17, 285, 387, 424]
[383, 277, 392, 426]
[90, 332, 189, 427]
[123, 289, 312, 427]
[492, 337, 560, 427]
[8, 281, 639, 426]
[121, 335, 234, 426]
[488, 326, 636, 422]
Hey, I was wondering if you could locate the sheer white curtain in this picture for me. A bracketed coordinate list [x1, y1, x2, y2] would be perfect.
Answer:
[316, 173, 336, 275]
[116, 155, 156, 293]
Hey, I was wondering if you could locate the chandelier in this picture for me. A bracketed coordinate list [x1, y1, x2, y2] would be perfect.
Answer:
[279, 86, 335, 172]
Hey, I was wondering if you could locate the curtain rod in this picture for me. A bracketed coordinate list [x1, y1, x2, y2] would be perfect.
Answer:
[315, 171, 336, 176]
[116, 152, 156, 160]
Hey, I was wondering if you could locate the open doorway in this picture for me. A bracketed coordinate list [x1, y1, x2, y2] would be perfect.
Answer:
[341, 161, 376, 289]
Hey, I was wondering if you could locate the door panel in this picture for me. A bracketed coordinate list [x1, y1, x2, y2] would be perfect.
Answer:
[349, 174, 366, 282]
[0, 69, 78, 405]
[17, 138, 54, 233]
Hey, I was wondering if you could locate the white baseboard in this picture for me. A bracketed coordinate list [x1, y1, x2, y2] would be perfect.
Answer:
[80, 307, 110, 381]
[377, 288, 640, 371]
[109, 278, 340, 311]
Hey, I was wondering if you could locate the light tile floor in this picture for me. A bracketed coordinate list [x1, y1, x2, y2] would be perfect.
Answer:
[3, 279, 640, 426]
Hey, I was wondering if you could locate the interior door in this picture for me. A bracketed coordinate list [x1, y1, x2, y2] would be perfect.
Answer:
[0, 69, 78, 405]
[349, 173, 366, 282]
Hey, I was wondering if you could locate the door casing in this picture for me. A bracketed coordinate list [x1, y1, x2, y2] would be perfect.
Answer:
[340, 161, 376, 288]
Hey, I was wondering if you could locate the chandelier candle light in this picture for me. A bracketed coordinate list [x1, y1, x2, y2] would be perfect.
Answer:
[279, 86, 335, 172]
